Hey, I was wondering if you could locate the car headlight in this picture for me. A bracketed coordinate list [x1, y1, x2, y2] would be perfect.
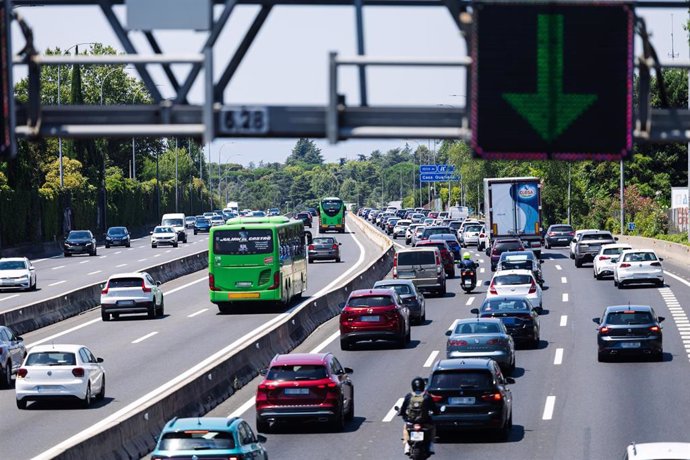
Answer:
[18, 275, 29, 280]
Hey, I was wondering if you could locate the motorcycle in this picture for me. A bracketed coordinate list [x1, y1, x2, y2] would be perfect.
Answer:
[460, 268, 476, 293]
[395, 406, 434, 460]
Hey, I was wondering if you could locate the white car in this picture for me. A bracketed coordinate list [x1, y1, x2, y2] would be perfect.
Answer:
[487, 269, 543, 311]
[15, 344, 106, 409]
[406, 224, 423, 245]
[393, 219, 411, 239]
[569, 229, 598, 259]
[0, 257, 37, 291]
[151, 225, 178, 248]
[592, 243, 632, 279]
[461, 223, 483, 247]
[478, 226, 490, 251]
[210, 215, 225, 227]
[410, 213, 425, 224]
[613, 249, 664, 288]
[411, 226, 427, 246]
[100, 272, 164, 321]
[625, 442, 690, 460]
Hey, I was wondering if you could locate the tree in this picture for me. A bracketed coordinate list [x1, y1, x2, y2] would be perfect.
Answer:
[286, 138, 324, 166]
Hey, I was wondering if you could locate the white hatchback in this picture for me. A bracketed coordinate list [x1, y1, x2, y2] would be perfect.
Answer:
[393, 220, 411, 239]
[614, 249, 664, 288]
[487, 269, 543, 311]
[15, 344, 105, 409]
[592, 243, 632, 279]
[0, 257, 37, 291]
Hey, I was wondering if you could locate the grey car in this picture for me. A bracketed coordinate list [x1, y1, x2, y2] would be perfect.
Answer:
[393, 247, 446, 296]
[373, 279, 426, 324]
[0, 325, 25, 388]
[574, 231, 617, 267]
[308, 236, 342, 263]
[445, 318, 515, 372]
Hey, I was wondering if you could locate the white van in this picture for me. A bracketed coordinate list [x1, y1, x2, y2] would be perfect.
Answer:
[161, 213, 187, 242]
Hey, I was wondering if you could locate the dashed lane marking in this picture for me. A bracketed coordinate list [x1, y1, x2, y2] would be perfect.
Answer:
[310, 331, 341, 354]
[79, 260, 90, 264]
[48, 280, 66, 287]
[424, 351, 440, 368]
[0, 294, 20, 302]
[466, 296, 475, 306]
[187, 308, 208, 318]
[88, 270, 102, 275]
[562, 293, 569, 302]
[228, 397, 256, 419]
[555, 265, 562, 271]
[131, 331, 158, 344]
[561, 277, 567, 284]
[554, 348, 564, 365]
[560, 315, 568, 327]
[383, 398, 405, 422]
[542, 396, 556, 420]
[51, 265, 65, 270]
[480, 267, 485, 274]
[116, 264, 127, 268]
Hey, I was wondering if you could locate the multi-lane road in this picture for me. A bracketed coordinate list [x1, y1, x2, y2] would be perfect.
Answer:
[205, 220, 690, 460]
[0, 221, 382, 459]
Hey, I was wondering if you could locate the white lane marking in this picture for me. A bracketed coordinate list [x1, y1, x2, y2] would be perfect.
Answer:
[555, 265, 562, 271]
[560, 315, 568, 327]
[116, 264, 127, 268]
[51, 265, 65, 270]
[554, 348, 564, 365]
[32, 258, 47, 263]
[166, 276, 207, 295]
[48, 280, 66, 287]
[114, 251, 122, 255]
[466, 296, 475, 306]
[561, 277, 567, 284]
[137, 245, 145, 248]
[228, 397, 257, 419]
[0, 294, 20, 302]
[153, 254, 161, 258]
[79, 260, 90, 264]
[137, 258, 147, 262]
[187, 308, 209, 318]
[666, 271, 690, 288]
[562, 293, 569, 303]
[131, 331, 158, 344]
[166, 250, 172, 254]
[88, 270, 102, 275]
[383, 398, 406, 422]
[310, 331, 341, 354]
[476, 279, 482, 286]
[480, 267, 485, 274]
[26, 318, 102, 348]
[424, 350, 440, 368]
[542, 396, 556, 420]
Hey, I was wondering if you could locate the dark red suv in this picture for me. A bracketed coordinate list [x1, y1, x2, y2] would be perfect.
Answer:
[489, 238, 525, 271]
[339, 288, 411, 350]
[255, 352, 354, 432]
[415, 240, 455, 278]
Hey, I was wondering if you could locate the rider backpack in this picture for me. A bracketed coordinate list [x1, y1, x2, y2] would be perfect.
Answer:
[405, 393, 426, 422]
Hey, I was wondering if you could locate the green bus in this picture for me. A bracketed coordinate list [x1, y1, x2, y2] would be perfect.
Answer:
[318, 196, 346, 233]
[208, 216, 309, 312]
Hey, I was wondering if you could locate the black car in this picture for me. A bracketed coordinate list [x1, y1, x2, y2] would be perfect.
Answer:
[308, 236, 342, 263]
[473, 296, 541, 347]
[194, 216, 212, 234]
[373, 279, 426, 324]
[307, 207, 318, 217]
[543, 224, 575, 249]
[428, 358, 514, 439]
[296, 212, 312, 228]
[593, 305, 664, 362]
[63, 230, 97, 257]
[104, 226, 131, 248]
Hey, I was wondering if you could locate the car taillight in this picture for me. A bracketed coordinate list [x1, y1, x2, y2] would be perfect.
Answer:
[413, 423, 423, 431]
[72, 367, 85, 378]
[435, 254, 441, 265]
[16, 368, 27, 378]
[393, 253, 398, 278]
[568, 231, 575, 236]
[528, 280, 537, 294]
[308, 244, 314, 250]
[481, 392, 502, 402]
[332, 244, 338, 250]
[619, 263, 631, 268]
[268, 272, 280, 290]
[489, 281, 498, 295]
[317, 382, 338, 389]
[227, 455, 245, 460]
[599, 326, 610, 334]
[141, 280, 151, 293]
[429, 393, 443, 403]
[649, 326, 661, 333]
[479, 233, 485, 238]
[599, 256, 610, 260]
[101, 283, 109, 295]
[486, 338, 500, 345]
[448, 339, 468, 347]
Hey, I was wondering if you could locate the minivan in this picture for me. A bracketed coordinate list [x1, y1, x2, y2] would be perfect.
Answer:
[392, 247, 446, 296]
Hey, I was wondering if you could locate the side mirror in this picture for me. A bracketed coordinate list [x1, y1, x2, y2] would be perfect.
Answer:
[592, 317, 601, 324]
[257, 435, 268, 443]
[571, 238, 577, 243]
[658, 316, 665, 323]
[29, 266, 35, 271]
[97, 357, 104, 363]
[259, 368, 268, 376]
[339, 242, 342, 246]
[150, 231, 154, 235]
[470, 308, 479, 315]
[156, 281, 161, 286]
[394, 405, 400, 412]
[343, 367, 354, 374]
[505, 377, 516, 384]
[445, 330, 452, 336]
[423, 378, 428, 386]
[16, 336, 23, 342]
[659, 257, 664, 261]
[539, 260, 544, 264]
[614, 237, 619, 241]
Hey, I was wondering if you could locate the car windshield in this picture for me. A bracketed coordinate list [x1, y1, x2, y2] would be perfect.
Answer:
[397, 251, 435, 265]
[267, 365, 328, 381]
[158, 431, 235, 451]
[550, 225, 573, 232]
[0, 260, 27, 270]
[424, 227, 451, 236]
[196, 218, 209, 224]
[376, 284, 412, 295]
[68, 231, 91, 239]
[464, 225, 482, 232]
[483, 299, 530, 311]
[348, 296, 394, 307]
[213, 229, 274, 255]
[454, 322, 501, 334]
[108, 277, 143, 289]
[154, 227, 174, 233]
[162, 218, 183, 227]
[602, 247, 627, 255]
[494, 274, 532, 285]
[429, 370, 494, 390]
[26, 352, 76, 366]
[501, 259, 532, 271]
[107, 227, 126, 236]
[622, 252, 658, 262]
[605, 311, 654, 325]
[313, 238, 335, 245]
[495, 241, 523, 251]
[581, 233, 613, 241]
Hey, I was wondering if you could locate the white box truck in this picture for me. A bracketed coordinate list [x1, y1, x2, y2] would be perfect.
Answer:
[483, 177, 542, 257]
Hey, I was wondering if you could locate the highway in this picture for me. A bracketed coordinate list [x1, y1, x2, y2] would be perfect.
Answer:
[204, 220, 690, 460]
[0, 221, 382, 459]
[0, 231, 210, 313]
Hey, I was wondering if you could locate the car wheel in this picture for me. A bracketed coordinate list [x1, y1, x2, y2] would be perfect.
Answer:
[617, 281, 624, 289]
[508, 355, 516, 374]
[420, 309, 426, 324]
[498, 413, 513, 441]
[532, 332, 540, 349]
[126, 243, 131, 248]
[101, 310, 110, 322]
[545, 241, 550, 249]
[656, 280, 664, 287]
[105, 244, 110, 249]
[64, 252, 71, 257]
[570, 252, 574, 260]
[405, 325, 411, 344]
[194, 230, 198, 235]
[308, 258, 313, 264]
[655, 350, 664, 362]
[336, 257, 341, 263]
[449, 268, 455, 279]
[574, 258, 582, 268]
[256, 416, 270, 434]
[332, 403, 346, 432]
[1, 362, 11, 389]
[597, 351, 607, 362]
[173, 242, 179, 248]
[82, 384, 92, 408]
[148, 305, 156, 319]
[97, 376, 106, 401]
[151, 244, 156, 248]
[440, 282, 447, 296]
[158, 297, 165, 317]
[16, 399, 27, 410]
[345, 389, 355, 421]
[340, 338, 352, 351]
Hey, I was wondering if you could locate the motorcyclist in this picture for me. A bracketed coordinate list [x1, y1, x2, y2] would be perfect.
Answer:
[458, 252, 478, 285]
[399, 376, 437, 455]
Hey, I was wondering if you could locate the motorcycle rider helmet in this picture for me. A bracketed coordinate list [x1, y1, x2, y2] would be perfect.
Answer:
[462, 252, 471, 260]
[411, 376, 426, 393]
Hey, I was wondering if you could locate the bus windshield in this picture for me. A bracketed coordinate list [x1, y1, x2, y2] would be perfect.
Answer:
[213, 229, 274, 255]
[321, 199, 343, 216]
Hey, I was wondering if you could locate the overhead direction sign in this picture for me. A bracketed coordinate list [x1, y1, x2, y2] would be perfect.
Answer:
[420, 173, 460, 182]
[420, 164, 455, 173]
[471, 2, 634, 161]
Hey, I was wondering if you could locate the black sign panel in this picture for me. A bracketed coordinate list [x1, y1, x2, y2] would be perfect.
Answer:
[471, 3, 633, 160]
[0, 0, 13, 160]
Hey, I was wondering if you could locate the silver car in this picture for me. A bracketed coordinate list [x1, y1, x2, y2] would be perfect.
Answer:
[151, 225, 178, 248]
[0, 326, 25, 388]
[0, 257, 37, 291]
[446, 318, 515, 372]
[373, 279, 426, 324]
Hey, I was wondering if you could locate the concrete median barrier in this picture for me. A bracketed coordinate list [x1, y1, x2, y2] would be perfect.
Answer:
[38, 217, 395, 460]
[615, 235, 690, 267]
[1, 251, 208, 335]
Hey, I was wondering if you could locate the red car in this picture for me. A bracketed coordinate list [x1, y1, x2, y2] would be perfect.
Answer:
[339, 288, 411, 350]
[255, 352, 354, 432]
[415, 240, 455, 278]
[489, 238, 525, 271]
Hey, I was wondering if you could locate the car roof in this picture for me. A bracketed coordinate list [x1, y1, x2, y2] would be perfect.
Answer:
[626, 442, 690, 459]
[349, 288, 397, 298]
[500, 251, 535, 260]
[432, 358, 494, 371]
[0, 257, 29, 262]
[270, 353, 329, 366]
[548, 224, 573, 228]
[600, 243, 631, 249]
[163, 417, 242, 432]
[450, 317, 504, 329]
[604, 305, 653, 313]
[108, 272, 146, 280]
[374, 279, 415, 287]
[28, 344, 85, 353]
[492, 269, 534, 276]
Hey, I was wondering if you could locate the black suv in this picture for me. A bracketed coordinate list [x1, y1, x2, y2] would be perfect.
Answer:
[63, 230, 97, 257]
[593, 305, 664, 362]
[428, 358, 514, 439]
[543, 224, 574, 249]
[573, 231, 617, 267]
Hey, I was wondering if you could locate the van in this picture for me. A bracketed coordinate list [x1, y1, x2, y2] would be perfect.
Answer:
[161, 213, 187, 243]
[393, 247, 446, 296]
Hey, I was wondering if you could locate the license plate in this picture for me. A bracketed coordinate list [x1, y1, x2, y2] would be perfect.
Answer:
[449, 397, 475, 405]
[410, 431, 424, 441]
[117, 300, 135, 306]
[462, 279, 470, 286]
[398, 273, 415, 279]
[284, 388, 309, 395]
[360, 315, 380, 322]
[235, 281, 252, 288]
[620, 342, 641, 348]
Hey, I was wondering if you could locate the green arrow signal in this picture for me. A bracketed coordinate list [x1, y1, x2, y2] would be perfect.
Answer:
[503, 14, 597, 143]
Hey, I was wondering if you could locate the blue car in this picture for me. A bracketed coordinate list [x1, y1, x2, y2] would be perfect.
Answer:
[194, 216, 212, 234]
[151, 417, 268, 460]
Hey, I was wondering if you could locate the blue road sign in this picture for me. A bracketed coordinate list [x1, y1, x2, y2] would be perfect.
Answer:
[436, 164, 455, 173]
[420, 164, 456, 173]
[420, 165, 437, 173]
[627, 222, 636, 231]
[420, 173, 461, 182]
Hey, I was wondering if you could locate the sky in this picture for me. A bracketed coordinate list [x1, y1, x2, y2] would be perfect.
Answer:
[9, 2, 689, 166]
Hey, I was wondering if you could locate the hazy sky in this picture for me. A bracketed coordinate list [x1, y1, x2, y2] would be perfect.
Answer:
[10, 3, 688, 165]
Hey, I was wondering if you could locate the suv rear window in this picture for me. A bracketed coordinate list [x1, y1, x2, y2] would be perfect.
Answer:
[464, 225, 482, 232]
[500, 260, 532, 271]
[605, 311, 654, 325]
[429, 370, 493, 390]
[214, 229, 274, 255]
[26, 352, 76, 366]
[108, 277, 143, 288]
[581, 233, 613, 241]
[495, 241, 523, 251]
[348, 296, 394, 307]
[423, 227, 451, 237]
[377, 284, 412, 295]
[602, 247, 626, 255]
[550, 225, 573, 232]
[397, 251, 435, 266]
[159, 431, 235, 450]
[267, 365, 328, 380]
